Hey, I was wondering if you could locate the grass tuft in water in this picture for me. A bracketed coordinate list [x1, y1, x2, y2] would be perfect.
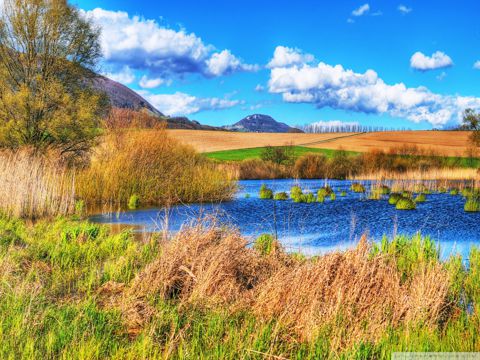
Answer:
[128, 194, 140, 210]
[395, 197, 417, 210]
[274, 192, 289, 201]
[464, 197, 480, 212]
[350, 182, 366, 193]
[414, 193, 427, 203]
[259, 184, 274, 200]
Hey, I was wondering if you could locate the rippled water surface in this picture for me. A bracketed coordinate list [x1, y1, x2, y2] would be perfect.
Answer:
[90, 179, 480, 258]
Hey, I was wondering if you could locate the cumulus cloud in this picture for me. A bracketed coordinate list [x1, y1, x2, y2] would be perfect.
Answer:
[141, 92, 242, 116]
[206, 50, 258, 76]
[139, 75, 166, 89]
[473, 61, 480, 70]
[82, 8, 256, 79]
[104, 66, 135, 85]
[352, 4, 370, 16]
[267, 46, 314, 69]
[255, 84, 265, 92]
[410, 51, 453, 71]
[267, 48, 480, 127]
[398, 4, 412, 14]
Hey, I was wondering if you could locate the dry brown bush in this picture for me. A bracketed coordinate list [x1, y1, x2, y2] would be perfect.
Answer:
[102, 228, 454, 350]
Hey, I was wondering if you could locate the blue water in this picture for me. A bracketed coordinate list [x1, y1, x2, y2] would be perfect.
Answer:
[89, 179, 480, 259]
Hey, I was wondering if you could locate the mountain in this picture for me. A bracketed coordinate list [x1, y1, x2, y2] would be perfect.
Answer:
[93, 75, 222, 130]
[93, 75, 164, 117]
[225, 114, 303, 133]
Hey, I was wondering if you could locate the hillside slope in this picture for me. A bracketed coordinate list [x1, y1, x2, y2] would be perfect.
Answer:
[224, 114, 303, 133]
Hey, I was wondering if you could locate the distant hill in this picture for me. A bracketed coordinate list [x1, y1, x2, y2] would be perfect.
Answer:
[93, 75, 163, 117]
[93, 75, 222, 130]
[224, 114, 303, 133]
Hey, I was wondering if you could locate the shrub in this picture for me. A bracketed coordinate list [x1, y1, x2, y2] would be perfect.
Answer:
[465, 197, 480, 212]
[260, 146, 294, 165]
[274, 192, 289, 201]
[396, 197, 417, 210]
[340, 191, 347, 197]
[294, 154, 327, 179]
[330, 192, 336, 201]
[388, 193, 402, 205]
[351, 183, 366, 193]
[450, 189, 459, 195]
[259, 185, 274, 200]
[235, 159, 290, 179]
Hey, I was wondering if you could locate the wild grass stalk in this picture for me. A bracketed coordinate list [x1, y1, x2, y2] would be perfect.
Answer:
[0, 150, 75, 218]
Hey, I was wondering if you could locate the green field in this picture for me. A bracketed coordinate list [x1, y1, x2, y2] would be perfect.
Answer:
[205, 145, 480, 168]
[204, 146, 359, 162]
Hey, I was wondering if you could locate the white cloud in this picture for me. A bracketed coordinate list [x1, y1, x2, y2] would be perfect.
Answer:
[82, 8, 256, 79]
[473, 61, 480, 70]
[410, 51, 453, 71]
[141, 92, 241, 116]
[398, 4, 412, 14]
[139, 75, 166, 89]
[267, 50, 480, 127]
[104, 65, 135, 85]
[352, 4, 370, 17]
[267, 46, 314, 68]
[255, 84, 265, 92]
[347, 18, 355, 24]
[206, 49, 258, 76]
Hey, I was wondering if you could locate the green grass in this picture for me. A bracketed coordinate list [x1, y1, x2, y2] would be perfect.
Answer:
[204, 146, 358, 162]
[204, 146, 480, 168]
[1, 216, 480, 358]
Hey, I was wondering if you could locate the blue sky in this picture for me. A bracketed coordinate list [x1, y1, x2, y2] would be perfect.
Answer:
[75, 0, 480, 129]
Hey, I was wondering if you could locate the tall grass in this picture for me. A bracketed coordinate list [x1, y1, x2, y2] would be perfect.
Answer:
[0, 150, 75, 218]
[1, 216, 480, 358]
[76, 127, 236, 206]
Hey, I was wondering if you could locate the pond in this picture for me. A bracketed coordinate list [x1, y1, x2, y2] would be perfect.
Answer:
[89, 179, 480, 259]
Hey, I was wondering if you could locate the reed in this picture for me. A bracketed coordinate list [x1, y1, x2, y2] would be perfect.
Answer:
[0, 150, 75, 218]
[76, 128, 236, 206]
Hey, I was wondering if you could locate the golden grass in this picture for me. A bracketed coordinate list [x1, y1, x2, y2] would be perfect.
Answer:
[167, 129, 355, 152]
[76, 128, 236, 206]
[354, 167, 480, 180]
[168, 129, 475, 157]
[104, 226, 454, 351]
[0, 150, 75, 218]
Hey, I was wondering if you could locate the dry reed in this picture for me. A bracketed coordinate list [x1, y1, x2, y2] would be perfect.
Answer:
[0, 150, 75, 218]
[106, 226, 454, 351]
[353, 167, 480, 182]
[76, 128, 236, 206]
